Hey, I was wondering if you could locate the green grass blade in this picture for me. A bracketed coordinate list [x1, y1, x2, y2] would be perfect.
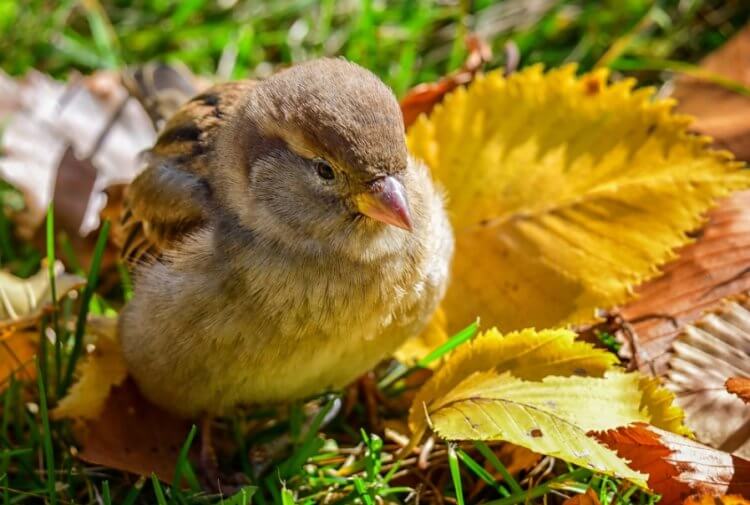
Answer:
[121, 477, 145, 505]
[151, 474, 168, 505]
[60, 220, 110, 395]
[102, 480, 112, 505]
[352, 477, 373, 505]
[456, 448, 508, 496]
[379, 321, 480, 390]
[172, 424, 199, 492]
[418, 320, 478, 368]
[447, 444, 465, 505]
[222, 486, 257, 505]
[46, 205, 61, 395]
[36, 358, 57, 505]
[474, 442, 523, 495]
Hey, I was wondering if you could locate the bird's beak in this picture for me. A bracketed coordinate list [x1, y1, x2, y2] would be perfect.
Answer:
[355, 176, 413, 231]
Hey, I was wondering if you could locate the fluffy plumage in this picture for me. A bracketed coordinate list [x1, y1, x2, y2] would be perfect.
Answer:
[119, 59, 453, 417]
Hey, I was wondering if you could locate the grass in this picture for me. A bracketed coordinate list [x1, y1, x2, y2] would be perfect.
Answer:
[0, 1, 749, 503]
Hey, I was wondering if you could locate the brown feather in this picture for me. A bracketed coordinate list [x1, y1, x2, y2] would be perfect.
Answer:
[119, 80, 256, 266]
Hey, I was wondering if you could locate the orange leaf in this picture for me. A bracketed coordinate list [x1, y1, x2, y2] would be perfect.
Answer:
[563, 488, 602, 505]
[593, 423, 750, 505]
[400, 34, 491, 128]
[0, 329, 36, 392]
[74, 378, 191, 482]
[683, 494, 750, 505]
[727, 377, 750, 404]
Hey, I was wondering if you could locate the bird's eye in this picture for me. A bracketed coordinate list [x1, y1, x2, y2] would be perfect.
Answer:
[313, 158, 335, 180]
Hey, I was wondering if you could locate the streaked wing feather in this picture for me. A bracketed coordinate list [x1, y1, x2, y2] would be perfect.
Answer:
[119, 80, 256, 267]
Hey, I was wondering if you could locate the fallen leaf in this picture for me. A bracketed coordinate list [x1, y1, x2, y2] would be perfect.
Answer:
[408, 327, 619, 434]
[0, 329, 37, 391]
[53, 317, 127, 420]
[0, 70, 155, 239]
[407, 65, 749, 335]
[75, 378, 191, 482]
[683, 494, 750, 505]
[0, 261, 84, 326]
[727, 377, 750, 404]
[594, 423, 750, 505]
[424, 370, 648, 483]
[664, 299, 750, 457]
[673, 25, 750, 162]
[394, 307, 448, 366]
[400, 34, 491, 128]
[409, 328, 688, 486]
[563, 488, 602, 505]
[613, 191, 750, 376]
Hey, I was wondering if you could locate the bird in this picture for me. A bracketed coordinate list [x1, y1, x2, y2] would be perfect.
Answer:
[117, 58, 453, 425]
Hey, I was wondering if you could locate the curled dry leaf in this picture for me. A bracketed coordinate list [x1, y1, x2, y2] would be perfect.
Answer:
[0, 261, 84, 326]
[0, 69, 155, 238]
[74, 378, 191, 482]
[672, 25, 750, 163]
[727, 377, 750, 404]
[665, 299, 750, 457]
[593, 423, 750, 505]
[53, 317, 127, 420]
[407, 65, 750, 335]
[400, 34, 491, 128]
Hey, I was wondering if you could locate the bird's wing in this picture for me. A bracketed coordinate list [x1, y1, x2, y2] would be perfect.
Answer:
[119, 80, 256, 267]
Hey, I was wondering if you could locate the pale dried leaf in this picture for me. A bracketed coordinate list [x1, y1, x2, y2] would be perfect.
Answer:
[664, 299, 750, 457]
[0, 261, 84, 325]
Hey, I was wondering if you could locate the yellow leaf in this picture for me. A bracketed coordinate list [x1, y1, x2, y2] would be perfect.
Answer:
[408, 327, 688, 484]
[53, 317, 127, 420]
[427, 370, 648, 484]
[409, 327, 618, 433]
[394, 307, 448, 366]
[639, 376, 690, 437]
[407, 65, 750, 333]
[0, 261, 84, 326]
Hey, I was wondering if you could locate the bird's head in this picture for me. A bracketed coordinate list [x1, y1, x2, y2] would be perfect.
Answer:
[215, 58, 419, 260]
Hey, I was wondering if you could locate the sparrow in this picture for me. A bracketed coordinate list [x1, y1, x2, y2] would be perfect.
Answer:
[118, 58, 453, 419]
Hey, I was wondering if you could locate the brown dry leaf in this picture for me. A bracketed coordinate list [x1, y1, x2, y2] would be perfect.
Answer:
[614, 191, 750, 375]
[0, 329, 37, 390]
[563, 488, 602, 505]
[495, 443, 540, 478]
[672, 25, 750, 162]
[727, 377, 750, 404]
[53, 317, 127, 420]
[400, 34, 491, 128]
[593, 423, 750, 505]
[684, 494, 750, 505]
[664, 300, 750, 457]
[75, 378, 191, 482]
